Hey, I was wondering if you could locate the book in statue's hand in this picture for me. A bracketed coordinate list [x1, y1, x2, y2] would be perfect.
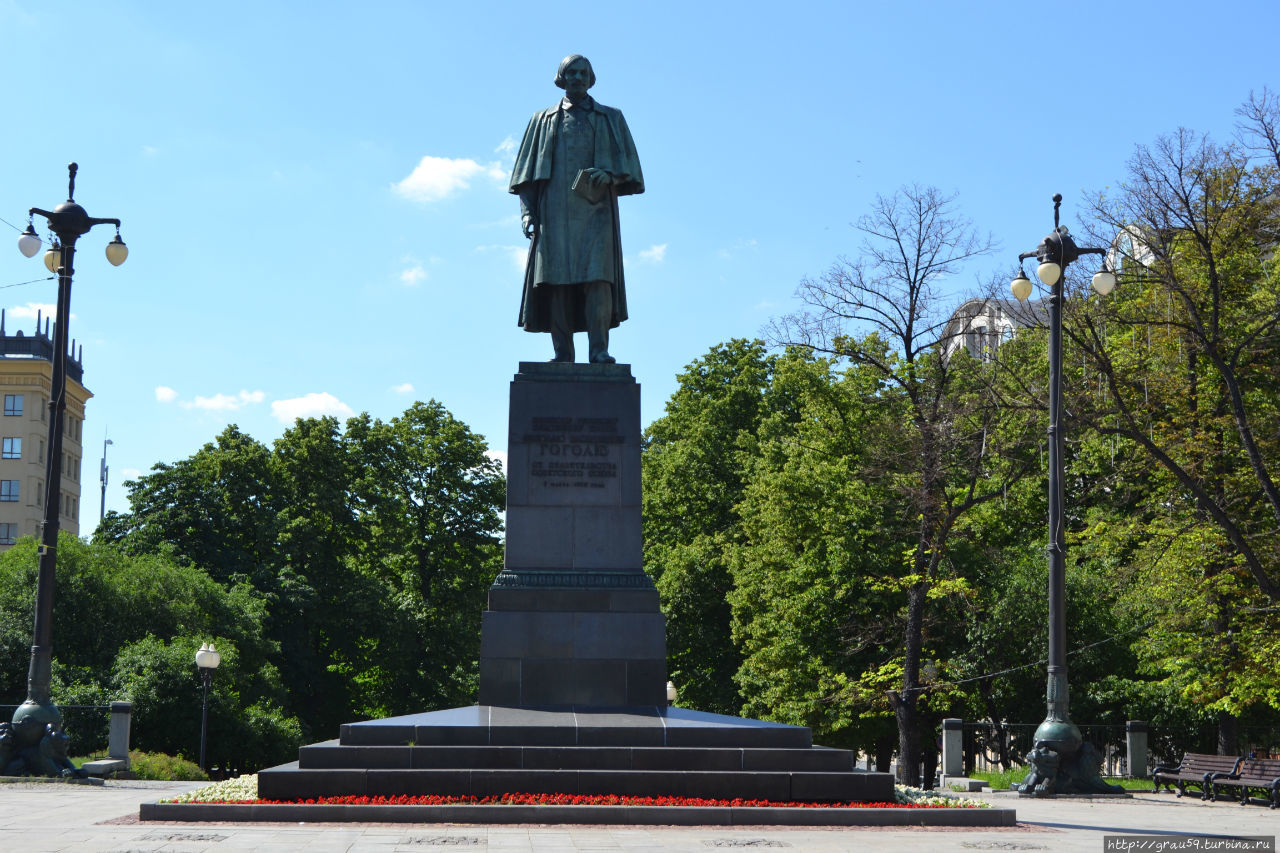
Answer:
[572, 169, 609, 205]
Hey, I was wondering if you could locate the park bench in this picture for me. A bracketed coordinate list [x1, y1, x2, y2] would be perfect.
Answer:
[1152, 753, 1242, 799]
[1208, 757, 1280, 808]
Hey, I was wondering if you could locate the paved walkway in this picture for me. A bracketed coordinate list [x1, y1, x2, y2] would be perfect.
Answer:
[0, 780, 1275, 852]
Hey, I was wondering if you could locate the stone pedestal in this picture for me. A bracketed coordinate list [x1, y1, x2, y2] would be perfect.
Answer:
[479, 363, 666, 707]
[256, 361, 897, 809]
[941, 717, 964, 778]
[1126, 720, 1148, 778]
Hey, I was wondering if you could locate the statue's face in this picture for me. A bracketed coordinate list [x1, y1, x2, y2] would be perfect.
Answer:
[562, 58, 591, 98]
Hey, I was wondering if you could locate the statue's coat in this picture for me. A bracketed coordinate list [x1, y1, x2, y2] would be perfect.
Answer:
[510, 99, 644, 333]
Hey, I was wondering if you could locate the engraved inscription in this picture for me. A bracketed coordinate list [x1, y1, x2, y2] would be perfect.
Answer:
[525, 416, 622, 491]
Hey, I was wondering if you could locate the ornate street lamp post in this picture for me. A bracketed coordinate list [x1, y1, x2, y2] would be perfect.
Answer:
[1009, 194, 1120, 797]
[196, 643, 221, 773]
[5, 164, 127, 777]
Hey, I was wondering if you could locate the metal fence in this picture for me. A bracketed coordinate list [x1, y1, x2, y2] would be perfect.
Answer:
[0, 704, 111, 757]
[961, 722, 1131, 776]
[963, 722, 1129, 777]
[960, 720, 1280, 777]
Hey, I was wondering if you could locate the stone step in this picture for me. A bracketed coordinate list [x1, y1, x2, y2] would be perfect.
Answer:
[257, 762, 894, 804]
[339, 705, 811, 749]
[298, 743, 854, 773]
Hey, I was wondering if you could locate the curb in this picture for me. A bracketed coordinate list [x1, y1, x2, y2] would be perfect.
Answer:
[139, 802, 1017, 826]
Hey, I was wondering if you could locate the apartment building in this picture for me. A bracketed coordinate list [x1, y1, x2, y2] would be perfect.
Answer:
[0, 310, 90, 547]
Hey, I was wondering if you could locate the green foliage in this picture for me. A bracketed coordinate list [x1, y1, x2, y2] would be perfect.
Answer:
[95, 400, 505, 741]
[0, 534, 300, 770]
[1057, 120, 1280, 737]
[126, 750, 209, 781]
[344, 401, 505, 715]
[109, 633, 300, 770]
[727, 354, 896, 743]
[100, 426, 279, 588]
[642, 340, 779, 715]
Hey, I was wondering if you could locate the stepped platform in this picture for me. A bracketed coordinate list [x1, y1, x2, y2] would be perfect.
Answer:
[258, 705, 895, 804]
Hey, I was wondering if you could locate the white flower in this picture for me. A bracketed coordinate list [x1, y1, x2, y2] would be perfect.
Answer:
[163, 774, 258, 803]
[894, 784, 988, 808]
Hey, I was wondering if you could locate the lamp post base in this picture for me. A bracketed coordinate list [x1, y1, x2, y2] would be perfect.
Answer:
[1, 699, 84, 778]
[1012, 735, 1126, 797]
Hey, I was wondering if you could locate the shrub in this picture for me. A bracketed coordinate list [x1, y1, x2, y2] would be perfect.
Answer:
[128, 750, 209, 781]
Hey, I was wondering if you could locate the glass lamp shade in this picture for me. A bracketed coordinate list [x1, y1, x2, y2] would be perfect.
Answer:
[18, 227, 41, 258]
[43, 247, 60, 273]
[665, 680, 678, 704]
[1036, 261, 1062, 286]
[1010, 273, 1033, 301]
[1091, 269, 1116, 296]
[195, 642, 222, 670]
[105, 236, 128, 266]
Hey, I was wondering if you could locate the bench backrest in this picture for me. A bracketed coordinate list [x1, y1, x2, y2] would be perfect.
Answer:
[1236, 758, 1280, 781]
[1180, 753, 1242, 775]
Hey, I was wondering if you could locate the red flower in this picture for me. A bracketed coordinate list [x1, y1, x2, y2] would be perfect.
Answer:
[225, 792, 973, 809]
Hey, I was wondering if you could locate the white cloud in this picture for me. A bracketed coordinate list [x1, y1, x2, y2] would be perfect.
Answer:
[400, 265, 428, 286]
[180, 389, 265, 412]
[121, 468, 142, 480]
[391, 382, 414, 394]
[8, 303, 74, 323]
[393, 155, 506, 203]
[485, 449, 508, 475]
[154, 386, 178, 403]
[271, 392, 355, 424]
[142, 145, 160, 157]
[495, 136, 517, 155]
[638, 244, 668, 263]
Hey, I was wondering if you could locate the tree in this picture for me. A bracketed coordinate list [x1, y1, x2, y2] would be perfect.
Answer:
[641, 340, 779, 715]
[96, 401, 506, 737]
[99, 425, 278, 589]
[344, 401, 505, 715]
[268, 416, 371, 738]
[1062, 112, 1280, 743]
[768, 184, 1036, 785]
[0, 534, 301, 769]
[725, 352, 901, 758]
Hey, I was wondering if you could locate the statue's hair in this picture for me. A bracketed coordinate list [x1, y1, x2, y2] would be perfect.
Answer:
[554, 55, 596, 90]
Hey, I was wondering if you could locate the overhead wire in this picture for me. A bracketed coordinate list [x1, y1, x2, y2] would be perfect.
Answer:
[1, 277, 56, 290]
[0, 214, 30, 233]
[902, 619, 1156, 695]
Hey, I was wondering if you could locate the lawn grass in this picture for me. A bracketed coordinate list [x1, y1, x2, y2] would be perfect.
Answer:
[964, 767, 1153, 791]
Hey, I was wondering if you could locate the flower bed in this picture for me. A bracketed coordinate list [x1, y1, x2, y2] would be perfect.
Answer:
[164, 775, 988, 809]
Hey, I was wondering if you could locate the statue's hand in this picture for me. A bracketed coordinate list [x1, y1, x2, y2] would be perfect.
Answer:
[584, 168, 613, 188]
[522, 215, 537, 239]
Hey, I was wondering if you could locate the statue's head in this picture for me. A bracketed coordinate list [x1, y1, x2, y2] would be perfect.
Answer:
[554, 55, 595, 91]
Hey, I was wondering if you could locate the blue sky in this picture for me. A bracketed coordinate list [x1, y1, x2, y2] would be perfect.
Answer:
[1, 0, 1275, 523]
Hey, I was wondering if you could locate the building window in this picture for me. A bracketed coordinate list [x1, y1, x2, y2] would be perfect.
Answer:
[3, 395, 22, 417]
[1, 438, 19, 459]
[0, 480, 18, 502]
[0, 523, 15, 545]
